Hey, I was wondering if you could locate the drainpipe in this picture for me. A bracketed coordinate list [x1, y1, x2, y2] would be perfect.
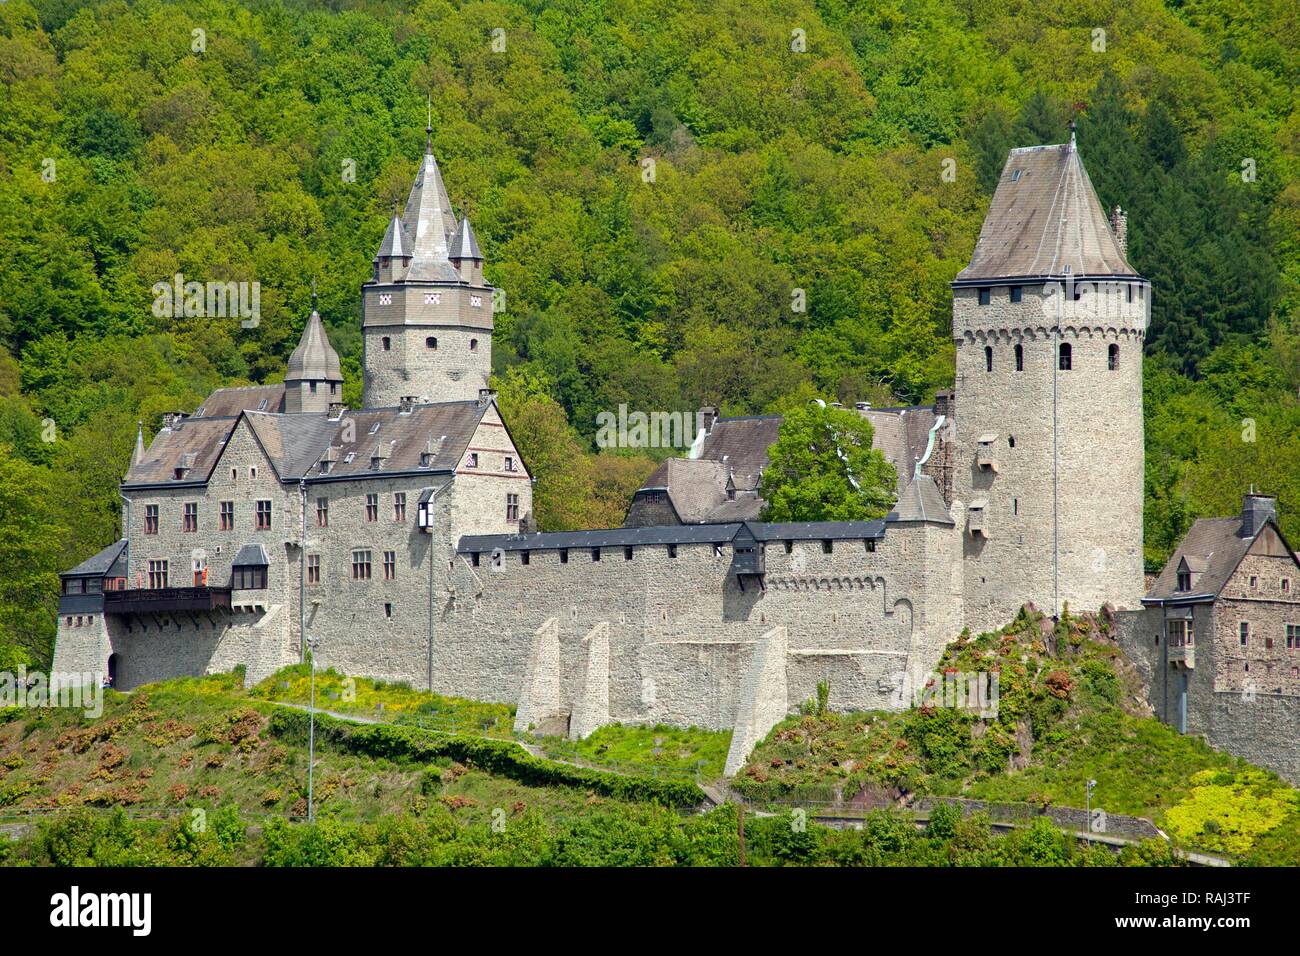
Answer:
[299, 478, 307, 663]
[425, 481, 446, 693]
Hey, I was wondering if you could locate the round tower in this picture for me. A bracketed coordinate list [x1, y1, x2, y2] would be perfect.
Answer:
[284, 287, 344, 414]
[361, 118, 494, 408]
[952, 134, 1147, 631]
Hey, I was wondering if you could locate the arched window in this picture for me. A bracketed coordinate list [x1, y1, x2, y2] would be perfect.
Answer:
[426, 336, 438, 349]
[984, 346, 993, 372]
[470, 339, 479, 352]
[1058, 342, 1072, 371]
[1014, 343, 1024, 372]
[1008, 436, 1015, 448]
[1108, 343, 1119, 371]
[381, 336, 391, 351]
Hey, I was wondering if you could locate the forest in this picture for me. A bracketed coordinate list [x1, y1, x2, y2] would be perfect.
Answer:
[0, 0, 1296, 669]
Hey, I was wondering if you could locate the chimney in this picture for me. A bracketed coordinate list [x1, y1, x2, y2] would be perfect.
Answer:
[328, 402, 345, 420]
[933, 389, 954, 419]
[699, 406, 720, 432]
[162, 411, 188, 430]
[1240, 492, 1277, 538]
[1110, 205, 1128, 257]
[477, 388, 497, 407]
[399, 396, 415, 414]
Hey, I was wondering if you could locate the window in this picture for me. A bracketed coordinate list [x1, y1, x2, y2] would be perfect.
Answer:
[233, 565, 267, 589]
[1126, 285, 1134, 303]
[466, 453, 478, 468]
[1250, 575, 1258, 590]
[504, 456, 516, 472]
[1288, 625, 1300, 650]
[394, 492, 406, 522]
[317, 498, 328, 528]
[984, 346, 993, 372]
[784, 541, 793, 554]
[231, 468, 238, 481]
[1176, 570, 1191, 592]
[382, 337, 391, 351]
[471, 552, 480, 567]
[384, 551, 396, 580]
[1058, 343, 1072, 371]
[506, 493, 519, 521]
[1168, 619, 1190, 647]
[668, 544, 677, 558]
[384, 603, 393, 619]
[148, 560, 169, 589]
[1014, 343, 1024, 371]
[426, 337, 438, 349]
[822, 540, 833, 554]
[220, 501, 234, 530]
[559, 549, 569, 564]
[366, 494, 378, 522]
[1240, 622, 1250, 646]
[519, 550, 530, 566]
[307, 555, 320, 585]
[1010, 286, 1022, 303]
[470, 339, 478, 351]
[1008, 436, 1015, 448]
[183, 502, 198, 532]
[1013, 498, 1019, 516]
[256, 500, 272, 530]
[250, 466, 257, 479]
[592, 548, 601, 562]
[145, 504, 159, 535]
[1284, 579, 1292, 594]
[1108, 343, 1119, 371]
[978, 288, 991, 306]
[309, 382, 317, 393]
[351, 550, 372, 580]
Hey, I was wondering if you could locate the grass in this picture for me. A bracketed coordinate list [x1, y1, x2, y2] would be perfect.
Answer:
[535, 723, 732, 781]
[247, 664, 515, 737]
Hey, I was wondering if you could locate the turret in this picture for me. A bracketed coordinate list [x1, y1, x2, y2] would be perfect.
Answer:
[284, 287, 344, 414]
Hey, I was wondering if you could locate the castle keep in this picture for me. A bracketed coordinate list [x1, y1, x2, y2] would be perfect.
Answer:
[54, 130, 1169, 774]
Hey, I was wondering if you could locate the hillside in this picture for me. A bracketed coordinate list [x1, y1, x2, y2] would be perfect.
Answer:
[1, 0, 1299, 671]
[735, 606, 1300, 865]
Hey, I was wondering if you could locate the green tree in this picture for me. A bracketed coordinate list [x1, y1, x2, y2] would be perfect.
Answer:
[759, 402, 896, 522]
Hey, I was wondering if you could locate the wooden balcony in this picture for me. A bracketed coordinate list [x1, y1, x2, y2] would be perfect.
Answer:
[103, 586, 232, 615]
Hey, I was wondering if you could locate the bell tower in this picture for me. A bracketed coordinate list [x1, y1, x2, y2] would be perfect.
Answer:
[361, 113, 494, 408]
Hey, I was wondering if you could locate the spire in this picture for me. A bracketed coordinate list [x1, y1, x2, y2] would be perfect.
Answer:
[449, 215, 483, 260]
[133, 421, 145, 465]
[286, 292, 343, 385]
[426, 95, 433, 154]
[398, 113, 460, 282]
[376, 206, 408, 259]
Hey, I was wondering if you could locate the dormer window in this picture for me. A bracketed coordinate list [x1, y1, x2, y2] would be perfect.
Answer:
[1010, 168, 1022, 182]
[1176, 570, 1191, 592]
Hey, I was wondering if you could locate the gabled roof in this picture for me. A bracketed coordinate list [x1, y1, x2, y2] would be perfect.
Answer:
[693, 415, 782, 488]
[62, 539, 127, 578]
[193, 384, 286, 418]
[309, 401, 488, 480]
[1145, 517, 1299, 602]
[956, 141, 1137, 282]
[123, 416, 237, 487]
[244, 411, 341, 480]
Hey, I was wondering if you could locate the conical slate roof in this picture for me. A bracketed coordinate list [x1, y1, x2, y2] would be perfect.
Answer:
[888, 474, 953, 525]
[957, 140, 1137, 281]
[286, 307, 343, 383]
[449, 216, 482, 260]
[376, 211, 407, 259]
[399, 147, 462, 282]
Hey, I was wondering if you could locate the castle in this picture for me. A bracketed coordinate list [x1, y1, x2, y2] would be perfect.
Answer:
[53, 126, 1163, 774]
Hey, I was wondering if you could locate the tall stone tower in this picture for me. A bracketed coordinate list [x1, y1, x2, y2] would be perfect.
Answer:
[361, 120, 494, 408]
[284, 289, 344, 413]
[952, 131, 1147, 631]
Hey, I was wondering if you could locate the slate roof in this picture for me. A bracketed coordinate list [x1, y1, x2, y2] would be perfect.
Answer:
[449, 217, 482, 260]
[193, 385, 286, 418]
[888, 474, 953, 525]
[694, 415, 782, 490]
[245, 412, 343, 480]
[310, 401, 487, 480]
[1145, 518, 1255, 601]
[232, 543, 269, 567]
[123, 416, 238, 487]
[62, 539, 128, 578]
[376, 212, 408, 258]
[286, 309, 343, 383]
[459, 519, 887, 553]
[399, 149, 463, 283]
[862, 405, 942, 489]
[956, 142, 1137, 282]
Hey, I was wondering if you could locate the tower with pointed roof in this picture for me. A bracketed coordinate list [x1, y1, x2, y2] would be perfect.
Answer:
[361, 114, 495, 408]
[952, 130, 1148, 630]
[284, 286, 344, 413]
